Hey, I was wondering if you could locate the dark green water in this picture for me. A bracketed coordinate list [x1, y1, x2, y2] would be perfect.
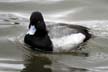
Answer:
[0, 0, 108, 72]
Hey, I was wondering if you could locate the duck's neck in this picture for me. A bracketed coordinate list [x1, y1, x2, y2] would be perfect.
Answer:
[27, 25, 36, 35]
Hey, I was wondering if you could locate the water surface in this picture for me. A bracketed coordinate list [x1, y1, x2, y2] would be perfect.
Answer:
[0, 0, 108, 72]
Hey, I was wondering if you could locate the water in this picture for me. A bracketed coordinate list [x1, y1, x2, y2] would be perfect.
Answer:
[0, 0, 108, 72]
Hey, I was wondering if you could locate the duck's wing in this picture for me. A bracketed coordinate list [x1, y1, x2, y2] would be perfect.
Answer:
[58, 23, 89, 30]
[58, 23, 92, 42]
[47, 24, 79, 38]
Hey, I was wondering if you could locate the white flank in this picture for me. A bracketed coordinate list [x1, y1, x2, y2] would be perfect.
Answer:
[52, 33, 85, 52]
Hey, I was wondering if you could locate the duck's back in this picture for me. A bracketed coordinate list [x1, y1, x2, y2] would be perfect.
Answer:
[47, 23, 79, 38]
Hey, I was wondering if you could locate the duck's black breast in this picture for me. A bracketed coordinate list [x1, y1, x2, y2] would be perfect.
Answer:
[24, 34, 53, 51]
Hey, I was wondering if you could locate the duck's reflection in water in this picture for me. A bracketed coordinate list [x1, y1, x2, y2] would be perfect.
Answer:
[20, 44, 89, 72]
[20, 52, 90, 72]
[21, 54, 52, 72]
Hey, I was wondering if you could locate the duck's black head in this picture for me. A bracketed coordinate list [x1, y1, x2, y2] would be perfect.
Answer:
[30, 11, 44, 24]
[29, 11, 47, 36]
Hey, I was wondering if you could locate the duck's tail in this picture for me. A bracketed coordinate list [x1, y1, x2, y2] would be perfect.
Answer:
[59, 23, 92, 42]
[81, 29, 92, 42]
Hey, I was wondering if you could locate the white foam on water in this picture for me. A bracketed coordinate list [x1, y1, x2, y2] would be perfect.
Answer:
[0, 58, 23, 62]
[0, 63, 25, 70]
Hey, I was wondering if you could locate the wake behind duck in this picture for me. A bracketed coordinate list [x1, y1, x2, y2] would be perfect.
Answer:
[24, 11, 92, 52]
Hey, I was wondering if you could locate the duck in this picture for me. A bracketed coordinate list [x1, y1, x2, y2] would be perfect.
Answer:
[24, 11, 92, 52]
